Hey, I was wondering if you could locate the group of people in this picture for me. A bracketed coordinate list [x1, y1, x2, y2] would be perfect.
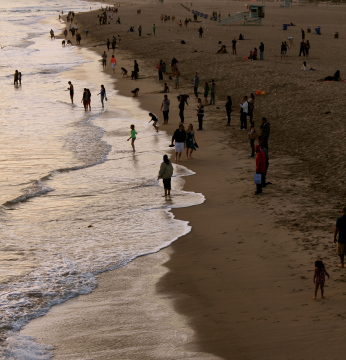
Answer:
[14, 70, 22, 86]
[66, 81, 106, 109]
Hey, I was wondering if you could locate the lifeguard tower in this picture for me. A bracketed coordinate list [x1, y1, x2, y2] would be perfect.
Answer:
[218, 3, 265, 26]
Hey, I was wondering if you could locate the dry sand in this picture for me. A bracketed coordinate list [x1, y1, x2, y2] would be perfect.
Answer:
[22, 1, 346, 359]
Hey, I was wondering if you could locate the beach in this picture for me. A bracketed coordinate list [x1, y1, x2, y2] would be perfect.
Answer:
[19, 1, 346, 359]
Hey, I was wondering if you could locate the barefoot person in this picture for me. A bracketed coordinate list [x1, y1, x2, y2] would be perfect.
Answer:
[97, 84, 106, 108]
[185, 123, 197, 159]
[171, 123, 186, 161]
[127, 124, 137, 152]
[313, 260, 330, 299]
[334, 207, 346, 268]
[157, 155, 173, 198]
[67, 81, 74, 103]
[148, 112, 159, 132]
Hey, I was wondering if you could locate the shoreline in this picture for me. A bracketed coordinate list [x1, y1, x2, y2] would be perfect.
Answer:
[22, 1, 346, 359]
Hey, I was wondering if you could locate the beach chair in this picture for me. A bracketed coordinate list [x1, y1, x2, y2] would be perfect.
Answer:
[204, 14, 208, 19]
[200, 13, 204, 17]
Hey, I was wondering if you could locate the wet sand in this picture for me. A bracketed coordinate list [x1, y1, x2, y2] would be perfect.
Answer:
[22, 1, 346, 359]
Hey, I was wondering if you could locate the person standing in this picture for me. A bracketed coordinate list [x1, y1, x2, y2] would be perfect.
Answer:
[299, 40, 306, 57]
[240, 96, 248, 130]
[203, 82, 210, 106]
[196, 98, 204, 130]
[198, 26, 203, 38]
[81, 88, 88, 111]
[107, 38, 110, 51]
[110, 54, 116, 73]
[174, 69, 180, 89]
[157, 155, 173, 198]
[102, 51, 107, 69]
[171, 123, 186, 161]
[305, 40, 310, 57]
[255, 145, 266, 195]
[138, 25, 142, 36]
[210, 79, 216, 105]
[178, 95, 185, 123]
[133, 60, 139, 80]
[334, 207, 346, 268]
[153, 23, 156, 35]
[248, 121, 257, 157]
[157, 60, 163, 81]
[248, 93, 255, 122]
[127, 124, 137, 153]
[162, 62, 166, 81]
[97, 84, 106, 108]
[193, 72, 199, 98]
[259, 117, 270, 151]
[67, 81, 74, 103]
[232, 37, 237, 55]
[301, 28, 305, 40]
[225, 95, 232, 125]
[259, 42, 264, 60]
[171, 57, 178, 73]
[160, 94, 170, 124]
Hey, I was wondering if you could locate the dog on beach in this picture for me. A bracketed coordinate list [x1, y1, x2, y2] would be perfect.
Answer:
[67, 40, 72, 46]
[62, 40, 65, 47]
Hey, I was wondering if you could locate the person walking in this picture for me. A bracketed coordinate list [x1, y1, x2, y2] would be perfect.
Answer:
[138, 25, 142, 36]
[171, 123, 186, 161]
[127, 124, 137, 152]
[240, 96, 248, 130]
[133, 60, 139, 80]
[193, 72, 199, 98]
[157, 60, 163, 81]
[107, 38, 110, 51]
[305, 40, 310, 57]
[153, 23, 156, 35]
[185, 124, 197, 159]
[255, 145, 266, 195]
[334, 207, 346, 268]
[97, 84, 106, 108]
[102, 51, 107, 69]
[67, 81, 74, 103]
[196, 98, 204, 130]
[81, 88, 88, 111]
[178, 95, 188, 123]
[225, 95, 232, 125]
[157, 155, 173, 198]
[210, 79, 216, 105]
[259, 42, 264, 60]
[160, 94, 170, 124]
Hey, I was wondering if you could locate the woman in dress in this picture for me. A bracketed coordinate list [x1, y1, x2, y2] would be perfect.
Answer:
[185, 123, 196, 159]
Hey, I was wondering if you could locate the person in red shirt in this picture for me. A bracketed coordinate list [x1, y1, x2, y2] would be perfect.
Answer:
[255, 145, 266, 195]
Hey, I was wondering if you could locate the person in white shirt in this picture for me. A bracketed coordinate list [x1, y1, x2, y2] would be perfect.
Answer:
[240, 96, 248, 130]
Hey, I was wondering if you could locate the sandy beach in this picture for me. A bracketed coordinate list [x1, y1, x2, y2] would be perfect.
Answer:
[21, 1, 346, 359]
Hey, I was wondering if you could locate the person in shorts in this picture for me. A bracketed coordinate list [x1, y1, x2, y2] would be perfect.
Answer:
[160, 94, 170, 124]
[102, 51, 107, 69]
[334, 207, 346, 268]
[171, 123, 186, 162]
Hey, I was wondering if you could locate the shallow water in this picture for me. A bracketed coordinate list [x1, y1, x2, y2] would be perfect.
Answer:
[0, 1, 204, 358]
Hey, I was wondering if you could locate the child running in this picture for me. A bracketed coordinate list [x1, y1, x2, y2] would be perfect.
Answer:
[313, 260, 330, 299]
[148, 113, 159, 132]
[127, 124, 137, 152]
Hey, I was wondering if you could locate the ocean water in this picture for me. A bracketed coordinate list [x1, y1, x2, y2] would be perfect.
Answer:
[0, 1, 204, 358]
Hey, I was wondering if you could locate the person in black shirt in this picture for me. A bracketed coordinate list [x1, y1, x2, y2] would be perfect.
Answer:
[225, 96, 232, 125]
[171, 123, 186, 161]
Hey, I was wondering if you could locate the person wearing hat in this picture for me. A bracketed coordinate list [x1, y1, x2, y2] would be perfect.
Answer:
[255, 145, 266, 195]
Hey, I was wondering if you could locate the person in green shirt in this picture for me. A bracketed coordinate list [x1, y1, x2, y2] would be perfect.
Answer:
[127, 124, 137, 152]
